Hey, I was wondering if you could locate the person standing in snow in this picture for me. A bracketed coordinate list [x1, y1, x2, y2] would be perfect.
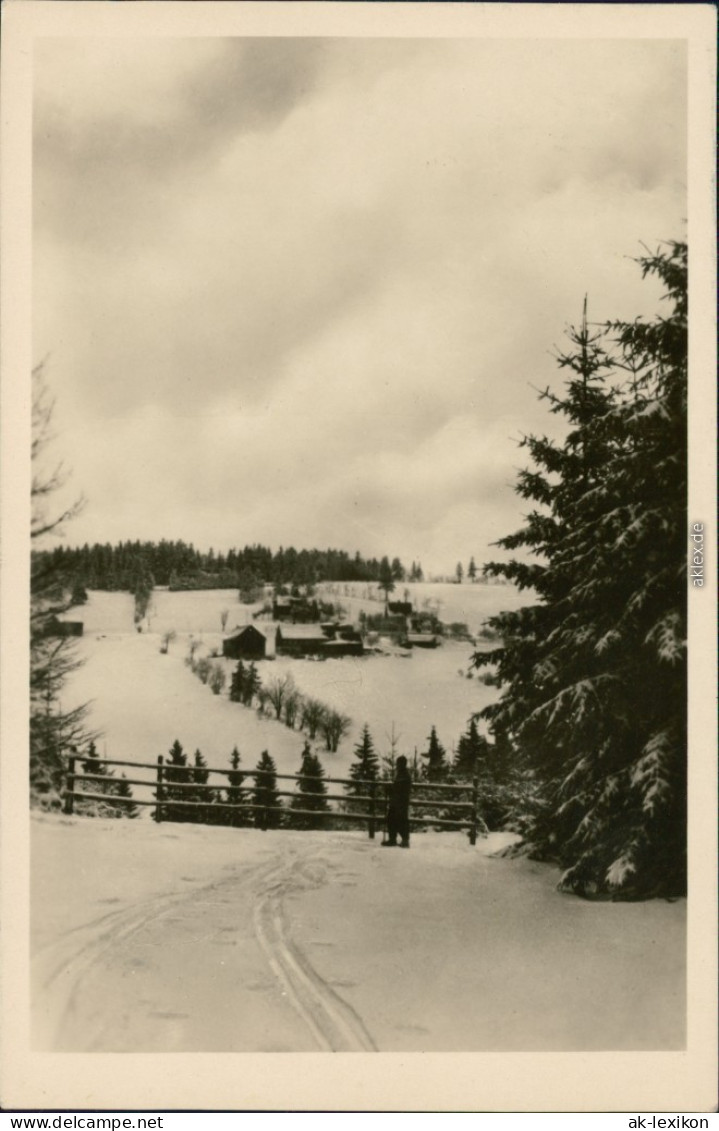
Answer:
[383, 755, 411, 848]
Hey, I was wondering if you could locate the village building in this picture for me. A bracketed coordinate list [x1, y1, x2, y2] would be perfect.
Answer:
[276, 624, 329, 657]
[222, 624, 276, 660]
[275, 622, 364, 658]
[272, 596, 320, 623]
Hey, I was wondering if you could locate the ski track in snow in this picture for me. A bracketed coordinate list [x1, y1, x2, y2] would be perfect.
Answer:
[253, 857, 377, 1052]
[33, 846, 376, 1052]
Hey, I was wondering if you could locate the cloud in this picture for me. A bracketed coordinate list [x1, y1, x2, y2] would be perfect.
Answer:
[35, 36, 687, 573]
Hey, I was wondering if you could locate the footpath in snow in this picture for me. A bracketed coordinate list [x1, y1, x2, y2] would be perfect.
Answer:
[31, 814, 685, 1053]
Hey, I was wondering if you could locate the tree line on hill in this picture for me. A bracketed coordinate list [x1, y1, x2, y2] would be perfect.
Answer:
[37, 541, 425, 594]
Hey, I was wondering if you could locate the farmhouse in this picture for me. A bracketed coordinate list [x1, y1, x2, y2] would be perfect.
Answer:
[275, 622, 364, 658]
[222, 624, 275, 660]
[276, 624, 328, 656]
[272, 596, 320, 623]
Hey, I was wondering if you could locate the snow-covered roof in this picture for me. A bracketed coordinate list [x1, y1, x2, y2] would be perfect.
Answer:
[227, 624, 267, 640]
[277, 624, 327, 640]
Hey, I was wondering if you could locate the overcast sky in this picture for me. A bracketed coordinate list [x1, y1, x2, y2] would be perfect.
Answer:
[33, 35, 686, 576]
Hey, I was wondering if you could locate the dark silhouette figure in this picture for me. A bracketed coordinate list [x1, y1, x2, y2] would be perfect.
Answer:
[384, 755, 411, 848]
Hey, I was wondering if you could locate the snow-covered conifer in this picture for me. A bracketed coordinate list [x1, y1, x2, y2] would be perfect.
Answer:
[251, 751, 282, 829]
[474, 242, 687, 899]
[289, 742, 331, 829]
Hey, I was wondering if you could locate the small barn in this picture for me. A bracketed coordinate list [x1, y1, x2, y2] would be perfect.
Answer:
[223, 624, 270, 660]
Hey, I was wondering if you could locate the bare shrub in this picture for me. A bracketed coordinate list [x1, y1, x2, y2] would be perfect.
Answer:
[265, 673, 295, 720]
[160, 629, 177, 655]
[209, 663, 226, 695]
[321, 709, 351, 752]
[283, 687, 302, 729]
[300, 697, 326, 740]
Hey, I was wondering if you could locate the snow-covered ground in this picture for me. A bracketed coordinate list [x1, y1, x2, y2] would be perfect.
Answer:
[62, 587, 518, 783]
[42, 588, 685, 1060]
[31, 813, 685, 1053]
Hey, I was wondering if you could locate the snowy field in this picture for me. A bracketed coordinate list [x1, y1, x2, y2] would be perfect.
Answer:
[31, 813, 686, 1053]
[62, 586, 528, 782]
[41, 586, 685, 1057]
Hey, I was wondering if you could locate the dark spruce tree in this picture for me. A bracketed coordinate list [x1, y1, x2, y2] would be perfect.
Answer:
[72, 741, 138, 819]
[252, 751, 283, 829]
[453, 718, 487, 779]
[114, 774, 139, 819]
[454, 722, 521, 832]
[289, 742, 331, 830]
[377, 556, 395, 614]
[345, 724, 380, 818]
[229, 660, 245, 703]
[243, 662, 262, 707]
[159, 739, 191, 823]
[191, 748, 217, 824]
[76, 741, 115, 817]
[474, 241, 687, 900]
[224, 746, 251, 827]
[70, 580, 88, 606]
[422, 726, 448, 782]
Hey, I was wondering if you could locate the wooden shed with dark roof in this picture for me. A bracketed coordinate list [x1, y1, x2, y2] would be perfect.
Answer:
[222, 624, 270, 660]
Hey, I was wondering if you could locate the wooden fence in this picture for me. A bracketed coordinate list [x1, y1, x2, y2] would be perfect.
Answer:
[63, 753, 480, 844]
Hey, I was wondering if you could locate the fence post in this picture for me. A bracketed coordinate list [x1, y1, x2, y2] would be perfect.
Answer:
[63, 752, 76, 815]
[259, 773, 268, 831]
[155, 755, 164, 823]
[368, 780, 376, 839]
[469, 773, 479, 846]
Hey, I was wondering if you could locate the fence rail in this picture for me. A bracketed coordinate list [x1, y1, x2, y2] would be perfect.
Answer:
[63, 752, 480, 844]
